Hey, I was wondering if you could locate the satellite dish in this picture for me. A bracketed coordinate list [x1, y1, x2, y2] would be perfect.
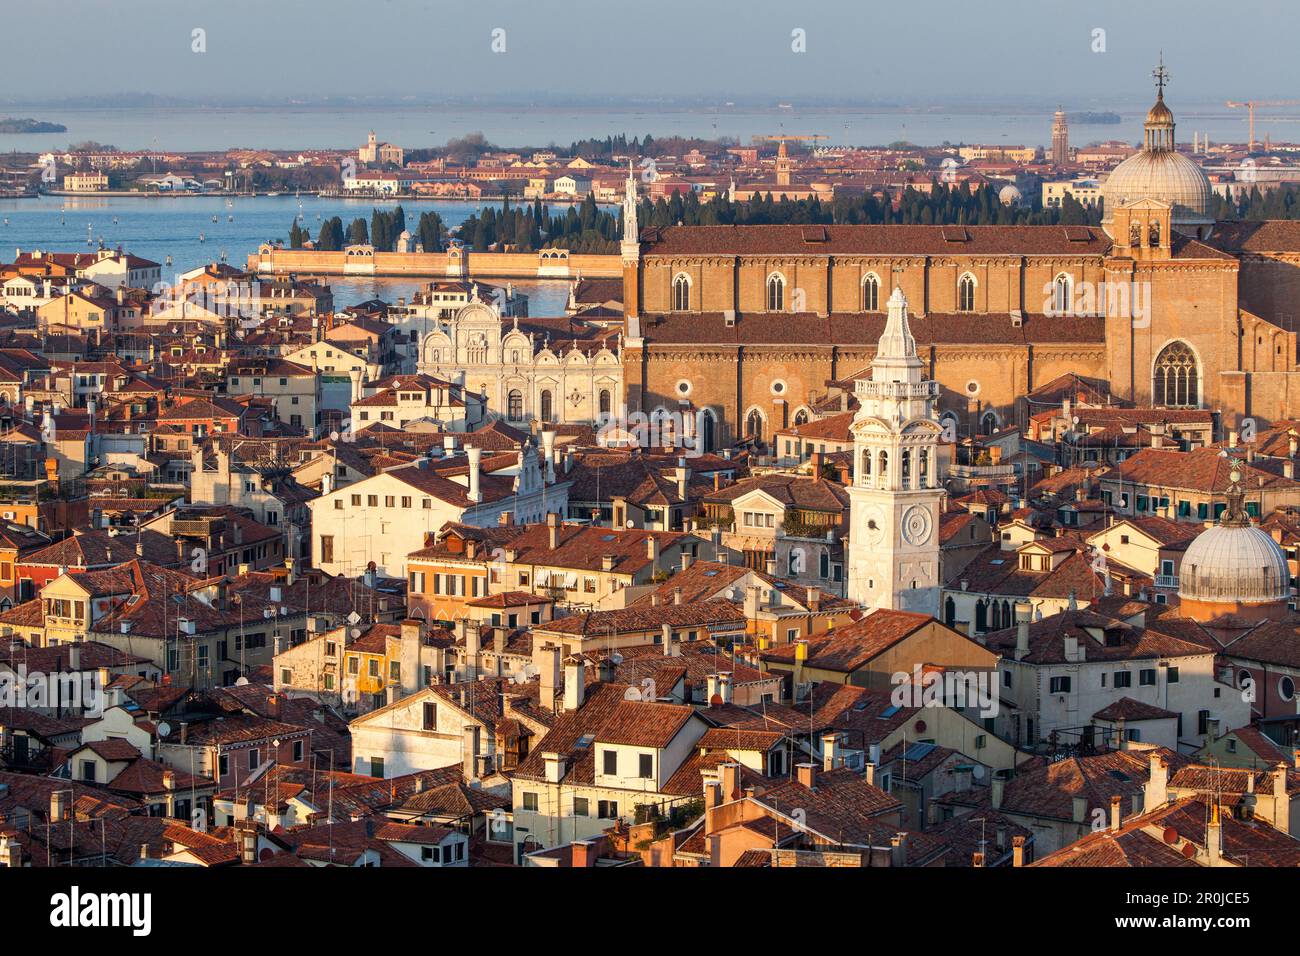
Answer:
[610, 653, 623, 665]
[234, 676, 249, 686]
[972, 764, 986, 780]
[156, 721, 172, 738]
[349, 627, 362, 639]
[622, 686, 643, 701]
[347, 611, 361, 625]
[625, 521, 635, 529]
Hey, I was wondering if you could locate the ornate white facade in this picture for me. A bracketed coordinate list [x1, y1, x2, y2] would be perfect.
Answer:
[847, 287, 943, 615]
[418, 301, 622, 429]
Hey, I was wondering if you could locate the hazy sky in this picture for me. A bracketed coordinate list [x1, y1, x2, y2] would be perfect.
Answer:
[5, 0, 1297, 105]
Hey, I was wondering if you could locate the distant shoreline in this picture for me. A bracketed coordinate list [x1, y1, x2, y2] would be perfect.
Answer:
[0, 117, 66, 133]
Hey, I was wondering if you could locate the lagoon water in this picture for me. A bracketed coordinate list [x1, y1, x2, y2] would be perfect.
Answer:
[0, 194, 575, 313]
[0, 103, 1261, 154]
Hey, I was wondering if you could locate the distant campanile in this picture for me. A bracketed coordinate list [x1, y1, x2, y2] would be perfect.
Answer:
[1051, 108, 1069, 165]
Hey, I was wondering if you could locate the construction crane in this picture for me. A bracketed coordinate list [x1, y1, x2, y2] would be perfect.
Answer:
[753, 134, 829, 147]
[1225, 100, 1300, 151]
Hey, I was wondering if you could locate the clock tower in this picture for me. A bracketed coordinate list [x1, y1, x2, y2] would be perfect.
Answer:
[847, 287, 943, 615]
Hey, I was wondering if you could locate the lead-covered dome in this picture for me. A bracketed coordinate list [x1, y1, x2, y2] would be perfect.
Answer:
[1101, 78, 1213, 236]
[1178, 524, 1290, 605]
[1178, 467, 1290, 608]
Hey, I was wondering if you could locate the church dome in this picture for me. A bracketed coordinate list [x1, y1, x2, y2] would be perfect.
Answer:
[1101, 148, 1212, 228]
[1101, 65, 1213, 236]
[1177, 524, 1290, 606]
[1178, 470, 1290, 610]
[998, 185, 1022, 206]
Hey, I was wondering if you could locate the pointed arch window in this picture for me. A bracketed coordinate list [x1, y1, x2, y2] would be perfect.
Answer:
[745, 408, 765, 442]
[1052, 273, 1073, 315]
[793, 408, 809, 427]
[958, 274, 976, 312]
[863, 274, 880, 311]
[766, 273, 785, 312]
[1153, 341, 1199, 408]
[672, 273, 691, 311]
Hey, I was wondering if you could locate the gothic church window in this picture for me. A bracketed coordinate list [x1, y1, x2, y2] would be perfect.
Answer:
[958, 274, 976, 312]
[863, 274, 880, 311]
[672, 274, 690, 311]
[1153, 341, 1199, 407]
[766, 273, 785, 312]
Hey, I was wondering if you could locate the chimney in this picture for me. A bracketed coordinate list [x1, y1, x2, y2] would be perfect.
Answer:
[0, 834, 20, 869]
[661, 623, 675, 658]
[466, 446, 482, 503]
[537, 643, 562, 713]
[461, 725, 481, 784]
[717, 672, 732, 705]
[795, 762, 816, 790]
[991, 776, 1005, 809]
[540, 430, 556, 484]
[498, 511, 514, 527]
[463, 621, 480, 681]
[864, 762, 877, 787]
[807, 587, 821, 612]
[675, 466, 688, 501]
[890, 833, 907, 867]
[1144, 754, 1168, 812]
[1012, 835, 1025, 867]
[1071, 796, 1087, 823]
[1275, 762, 1290, 834]
[50, 790, 69, 823]
[672, 586, 683, 606]
[821, 732, 840, 772]
[563, 655, 585, 711]
[1109, 794, 1122, 831]
[543, 751, 567, 784]
[1207, 801, 1223, 865]
[1014, 601, 1031, 660]
[706, 674, 721, 705]
[163, 770, 176, 791]
[546, 511, 561, 550]
[68, 644, 81, 671]
[646, 535, 659, 566]
[972, 850, 985, 868]
[571, 840, 596, 867]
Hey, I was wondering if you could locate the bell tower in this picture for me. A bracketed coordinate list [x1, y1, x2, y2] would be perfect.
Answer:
[847, 288, 944, 615]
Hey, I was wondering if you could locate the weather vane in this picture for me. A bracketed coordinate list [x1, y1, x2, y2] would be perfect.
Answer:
[1153, 53, 1169, 97]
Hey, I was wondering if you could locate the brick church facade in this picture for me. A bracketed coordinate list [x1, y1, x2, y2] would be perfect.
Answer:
[617, 77, 1300, 450]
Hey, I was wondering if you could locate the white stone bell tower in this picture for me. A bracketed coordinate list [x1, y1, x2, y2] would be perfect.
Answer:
[847, 287, 943, 615]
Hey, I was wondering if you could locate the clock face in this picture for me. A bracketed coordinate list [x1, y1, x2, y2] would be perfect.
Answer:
[862, 506, 886, 545]
[901, 505, 933, 546]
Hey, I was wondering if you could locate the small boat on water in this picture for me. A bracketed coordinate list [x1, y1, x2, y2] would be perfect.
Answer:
[198, 232, 205, 242]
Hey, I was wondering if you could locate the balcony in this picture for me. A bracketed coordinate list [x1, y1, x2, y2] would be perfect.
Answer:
[1154, 574, 1179, 590]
